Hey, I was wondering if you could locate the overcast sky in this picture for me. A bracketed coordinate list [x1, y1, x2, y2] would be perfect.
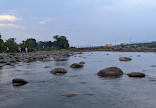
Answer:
[0, 0, 156, 46]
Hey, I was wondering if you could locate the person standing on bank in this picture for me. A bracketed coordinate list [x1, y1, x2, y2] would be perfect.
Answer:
[18, 47, 21, 53]
[25, 47, 28, 53]
[7, 46, 9, 53]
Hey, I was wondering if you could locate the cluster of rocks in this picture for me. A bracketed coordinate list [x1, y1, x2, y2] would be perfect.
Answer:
[9, 52, 148, 88]
[2, 51, 76, 87]
[12, 66, 146, 87]
[50, 61, 85, 75]
[0, 51, 74, 67]
[97, 67, 146, 78]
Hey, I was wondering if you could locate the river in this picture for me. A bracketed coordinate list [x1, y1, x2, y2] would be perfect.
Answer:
[0, 51, 156, 108]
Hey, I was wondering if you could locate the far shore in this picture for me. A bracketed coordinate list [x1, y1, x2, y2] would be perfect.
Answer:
[68, 47, 156, 52]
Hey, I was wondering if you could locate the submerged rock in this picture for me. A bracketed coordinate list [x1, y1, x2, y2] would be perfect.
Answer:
[12, 78, 28, 86]
[97, 67, 123, 77]
[44, 66, 51, 68]
[62, 93, 81, 97]
[50, 68, 67, 75]
[70, 63, 84, 68]
[127, 72, 146, 77]
[68, 75, 80, 77]
[119, 57, 132, 61]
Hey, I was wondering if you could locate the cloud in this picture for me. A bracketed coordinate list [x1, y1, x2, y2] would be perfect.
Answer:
[0, 24, 26, 29]
[0, 15, 18, 21]
[39, 21, 46, 24]
[39, 18, 51, 24]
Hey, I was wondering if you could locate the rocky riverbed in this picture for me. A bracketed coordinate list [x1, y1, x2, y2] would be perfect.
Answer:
[0, 51, 75, 67]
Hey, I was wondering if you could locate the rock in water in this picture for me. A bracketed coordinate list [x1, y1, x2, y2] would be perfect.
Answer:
[44, 66, 51, 68]
[62, 93, 81, 97]
[79, 61, 85, 64]
[12, 78, 28, 86]
[97, 67, 123, 77]
[127, 72, 146, 77]
[49, 57, 54, 61]
[70, 63, 84, 68]
[119, 57, 132, 61]
[50, 68, 67, 75]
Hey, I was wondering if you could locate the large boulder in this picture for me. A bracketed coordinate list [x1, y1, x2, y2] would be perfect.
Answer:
[119, 57, 132, 61]
[50, 68, 67, 75]
[70, 63, 84, 68]
[12, 78, 28, 86]
[97, 67, 123, 77]
[127, 72, 146, 77]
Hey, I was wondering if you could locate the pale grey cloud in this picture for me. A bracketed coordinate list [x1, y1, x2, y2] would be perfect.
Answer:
[39, 18, 51, 24]
[0, 24, 26, 29]
[0, 15, 18, 21]
[39, 21, 46, 24]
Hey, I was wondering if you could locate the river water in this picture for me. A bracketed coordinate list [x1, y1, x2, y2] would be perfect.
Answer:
[0, 52, 156, 108]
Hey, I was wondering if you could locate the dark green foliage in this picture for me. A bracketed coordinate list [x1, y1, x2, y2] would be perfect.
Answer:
[21, 38, 37, 52]
[37, 41, 54, 49]
[0, 33, 70, 52]
[0, 39, 4, 52]
[4, 38, 18, 52]
[53, 35, 69, 49]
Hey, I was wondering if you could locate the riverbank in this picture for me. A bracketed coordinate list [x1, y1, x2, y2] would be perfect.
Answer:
[69, 47, 156, 52]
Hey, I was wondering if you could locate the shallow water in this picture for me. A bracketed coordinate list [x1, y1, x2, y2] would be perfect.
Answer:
[0, 52, 156, 108]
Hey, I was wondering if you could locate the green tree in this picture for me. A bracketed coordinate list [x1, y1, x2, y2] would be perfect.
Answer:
[0, 38, 4, 52]
[4, 38, 18, 52]
[0, 33, 4, 52]
[23, 38, 37, 52]
[53, 35, 69, 49]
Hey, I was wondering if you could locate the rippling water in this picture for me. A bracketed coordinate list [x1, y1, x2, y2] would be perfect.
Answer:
[0, 52, 156, 108]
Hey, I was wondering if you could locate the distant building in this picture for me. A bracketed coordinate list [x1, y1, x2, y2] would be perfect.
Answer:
[106, 44, 112, 48]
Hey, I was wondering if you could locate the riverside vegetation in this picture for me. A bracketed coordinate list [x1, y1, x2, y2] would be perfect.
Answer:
[0, 35, 69, 53]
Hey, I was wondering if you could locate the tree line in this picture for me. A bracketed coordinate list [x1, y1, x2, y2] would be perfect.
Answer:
[0, 34, 70, 52]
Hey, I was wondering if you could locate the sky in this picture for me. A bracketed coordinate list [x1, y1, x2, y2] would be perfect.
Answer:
[0, 0, 156, 47]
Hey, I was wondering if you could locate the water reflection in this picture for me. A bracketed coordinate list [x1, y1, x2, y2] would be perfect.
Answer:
[98, 75, 123, 80]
